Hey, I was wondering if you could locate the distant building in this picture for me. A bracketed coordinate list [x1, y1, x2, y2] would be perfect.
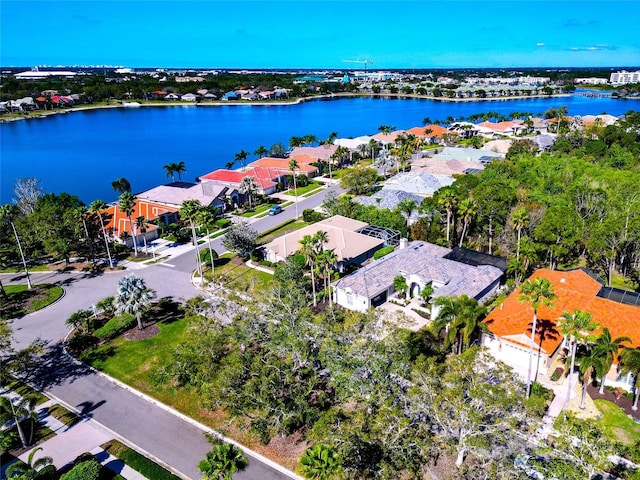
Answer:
[574, 77, 608, 85]
[610, 70, 640, 85]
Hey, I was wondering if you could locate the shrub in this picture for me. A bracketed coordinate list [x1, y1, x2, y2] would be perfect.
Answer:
[250, 248, 264, 262]
[199, 248, 218, 267]
[550, 367, 565, 382]
[67, 333, 99, 353]
[215, 218, 231, 229]
[60, 459, 101, 480]
[373, 245, 394, 260]
[94, 313, 135, 340]
[302, 208, 324, 223]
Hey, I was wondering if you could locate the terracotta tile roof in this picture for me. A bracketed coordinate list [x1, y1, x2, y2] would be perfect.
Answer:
[290, 153, 318, 165]
[406, 125, 448, 138]
[371, 130, 406, 143]
[200, 168, 277, 190]
[248, 157, 318, 174]
[289, 145, 337, 161]
[485, 269, 640, 355]
[477, 121, 518, 132]
[103, 199, 178, 236]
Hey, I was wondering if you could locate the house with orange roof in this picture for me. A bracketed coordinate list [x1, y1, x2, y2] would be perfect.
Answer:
[248, 157, 318, 177]
[199, 167, 279, 198]
[482, 268, 640, 390]
[477, 121, 525, 136]
[289, 145, 337, 161]
[371, 130, 406, 145]
[289, 153, 319, 166]
[103, 199, 179, 247]
[405, 125, 450, 144]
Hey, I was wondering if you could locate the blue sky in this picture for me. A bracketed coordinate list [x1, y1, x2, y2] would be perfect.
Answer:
[2, 1, 639, 68]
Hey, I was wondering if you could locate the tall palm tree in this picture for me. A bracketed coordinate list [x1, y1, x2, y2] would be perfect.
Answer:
[317, 248, 337, 304]
[197, 207, 217, 282]
[89, 199, 114, 268]
[518, 277, 556, 398]
[135, 216, 150, 255]
[0, 204, 32, 289]
[289, 135, 304, 149]
[511, 208, 530, 260]
[254, 145, 268, 159]
[578, 354, 603, 410]
[111, 177, 131, 194]
[620, 348, 640, 410]
[592, 327, 631, 394]
[74, 206, 95, 266]
[289, 159, 300, 219]
[198, 441, 248, 480]
[300, 234, 319, 306]
[238, 176, 258, 210]
[457, 198, 476, 247]
[113, 274, 156, 330]
[557, 310, 599, 412]
[432, 295, 487, 354]
[163, 163, 178, 182]
[180, 199, 204, 279]
[298, 443, 342, 480]
[323, 131, 338, 145]
[437, 188, 457, 246]
[303, 134, 318, 146]
[118, 192, 138, 256]
[5, 447, 53, 479]
[397, 198, 418, 227]
[175, 161, 187, 181]
[0, 395, 38, 447]
[234, 150, 249, 171]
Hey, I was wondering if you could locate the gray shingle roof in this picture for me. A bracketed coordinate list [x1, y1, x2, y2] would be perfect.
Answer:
[352, 189, 424, 210]
[382, 173, 455, 196]
[333, 241, 503, 300]
[432, 147, 504, 163]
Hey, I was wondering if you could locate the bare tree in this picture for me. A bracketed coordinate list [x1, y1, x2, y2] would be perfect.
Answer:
[13, 177, 43, 215]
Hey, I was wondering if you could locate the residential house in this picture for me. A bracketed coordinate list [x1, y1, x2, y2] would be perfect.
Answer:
[476, 121, 526, 137]
[180, 93, 198, 102]
[334, 136, 374, 150]
[352, 190, 424, 224]
[405, 124, 449, 144]
[199, 167, 279, 198]
[289, 145, 338, 162]
[431, 146, 504, 165]
[333, 240, 504, 313]
[164, 93, 180, 101]
[135, 182, 232, 213]
[482, 268, 640, 389]
[222, 91, 239, 101]
[103, 199, 179, 247]
[248, 157, 318, 178]
[483, 139, 513, 154]
[382, 172, 456, 196]
[263, 215, 385, 269]
[371, 130, 407, 145]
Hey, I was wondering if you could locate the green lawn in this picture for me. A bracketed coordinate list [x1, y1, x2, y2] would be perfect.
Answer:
[237, 203, 279, 218]
[0, 264, 50, 274]
[207, 255, 273, 293]
[610, 273, 638, 292]
[282, 181, 321, 196]
[1, 284, 64, 320]
[5, 378, 49, 405]
[46, 403, 80, 427]
[258, 220, 307, 244]
[102, 440, 180, 480]
[594, 399, 640, 445]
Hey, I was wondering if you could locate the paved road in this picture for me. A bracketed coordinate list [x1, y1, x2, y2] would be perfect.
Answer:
[4, 184, 343, 479]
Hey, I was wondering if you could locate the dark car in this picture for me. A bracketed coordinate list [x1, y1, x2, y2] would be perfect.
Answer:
[268, 205, 283, 215]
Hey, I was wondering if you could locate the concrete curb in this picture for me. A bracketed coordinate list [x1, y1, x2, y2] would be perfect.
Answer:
[61, 330, 301, 480]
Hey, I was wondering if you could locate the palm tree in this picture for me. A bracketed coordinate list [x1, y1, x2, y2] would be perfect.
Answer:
[197, 207, 218, 282]
[578, 354, 603, 410]
[234, 150, 249, 171]
[289, 135, 304, 149]
[557, 310, 599, 412]
[254, 145, 268, 159]
[298, 443, 342, 480]
[180, 199, 204, 280]
[111, 177, 131, 194]
[323, 131, 338, 145]
[289, 159, 299, 219]
[113, 274, 156, 330]
[303, 134, 318, 146]
[437, 188, 457, 246]
[135, 216, 150, 255]
[89, 200, 114, 268]
[397, 198, 418, 227]
[317, 248, 337, 304]
[511, 208, 530, 260]
[0, 204, 32, 289]
[238, 176, 258, 210]
[300, 234, 319, 306]
[518, 277, 556, 398]
[5, 447, 53, 479]
[175, 161, 187, 181]
[457, 198, 476, 247]
[198, 441, 248, 480]
[432, 295, 487, 354]
[163, 163, 178, 182]
[74, 205, 95, 266]
[620, 348, 640, 410]
[118, 192, 138, 256]
[592, 327, 631, 394]
[0, 395, 38, 447]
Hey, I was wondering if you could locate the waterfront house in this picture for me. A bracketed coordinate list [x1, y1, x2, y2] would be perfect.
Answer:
[482, 268, 640, 390]
[263, 215, 385, 269]
[289, 145, 338, 162]
[103, 199, 179, 247]
[333, 240, 503, 313]
[248, 157, 319, 178]
[180, 93, 198, 102]
[164, 93, 180, 101]
[406, 124, 449, 144]
[135, 182, 231, 213]
[222, 91, 239, 101]
[199, 167, 278, 197]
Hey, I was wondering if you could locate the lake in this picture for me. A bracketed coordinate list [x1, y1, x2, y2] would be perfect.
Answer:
[2, 95, 639, 204]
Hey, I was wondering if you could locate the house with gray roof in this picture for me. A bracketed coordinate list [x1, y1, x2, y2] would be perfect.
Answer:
[432, 147, 504, 165]
[382, 172, 455, 196]
[352, 190, 424, 224]
[136, 182, 232, 212]
[332, 240, 503, 313]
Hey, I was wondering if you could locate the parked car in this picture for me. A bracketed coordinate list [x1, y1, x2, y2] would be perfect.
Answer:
[268, 205, 283, 215]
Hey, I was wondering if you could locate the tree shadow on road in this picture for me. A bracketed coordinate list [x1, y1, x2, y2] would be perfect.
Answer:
[29, 343, 95, 391]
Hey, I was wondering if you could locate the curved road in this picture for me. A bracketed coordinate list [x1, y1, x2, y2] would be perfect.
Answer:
[5, 184, 342, 479]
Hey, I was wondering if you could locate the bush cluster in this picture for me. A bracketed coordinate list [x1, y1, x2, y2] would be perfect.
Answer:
[94, 313, 135, 340]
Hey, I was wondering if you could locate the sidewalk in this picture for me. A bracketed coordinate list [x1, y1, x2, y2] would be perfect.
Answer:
[119, 238, 204, 270]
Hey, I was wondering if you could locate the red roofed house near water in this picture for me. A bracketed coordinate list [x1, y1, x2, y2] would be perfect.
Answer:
[103, 199, 178, 248]
[481, 268, 640, 391]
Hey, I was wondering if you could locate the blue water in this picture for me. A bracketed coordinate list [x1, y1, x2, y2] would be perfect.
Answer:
[2, 95, 639, 204]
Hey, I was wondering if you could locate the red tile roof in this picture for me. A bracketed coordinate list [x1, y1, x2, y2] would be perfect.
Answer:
[200, 168, 277, 189]
[485, 269, 640, 355]
[249, 157, 318, 174]
[103, 199, 178, 237]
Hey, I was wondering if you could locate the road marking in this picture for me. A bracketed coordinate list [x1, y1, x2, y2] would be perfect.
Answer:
[160, 263, 175, 268]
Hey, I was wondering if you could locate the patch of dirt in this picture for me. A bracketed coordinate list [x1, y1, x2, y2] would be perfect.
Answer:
[255, 430, 309, 472]
[231, 256, 244, 266]
[124, 323, 160, 341]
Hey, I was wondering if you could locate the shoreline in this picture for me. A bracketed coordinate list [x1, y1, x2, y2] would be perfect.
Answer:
[0, 92, 578, 123]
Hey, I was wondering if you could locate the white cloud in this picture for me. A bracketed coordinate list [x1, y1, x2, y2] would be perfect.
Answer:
[536, 42, 545, 47]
